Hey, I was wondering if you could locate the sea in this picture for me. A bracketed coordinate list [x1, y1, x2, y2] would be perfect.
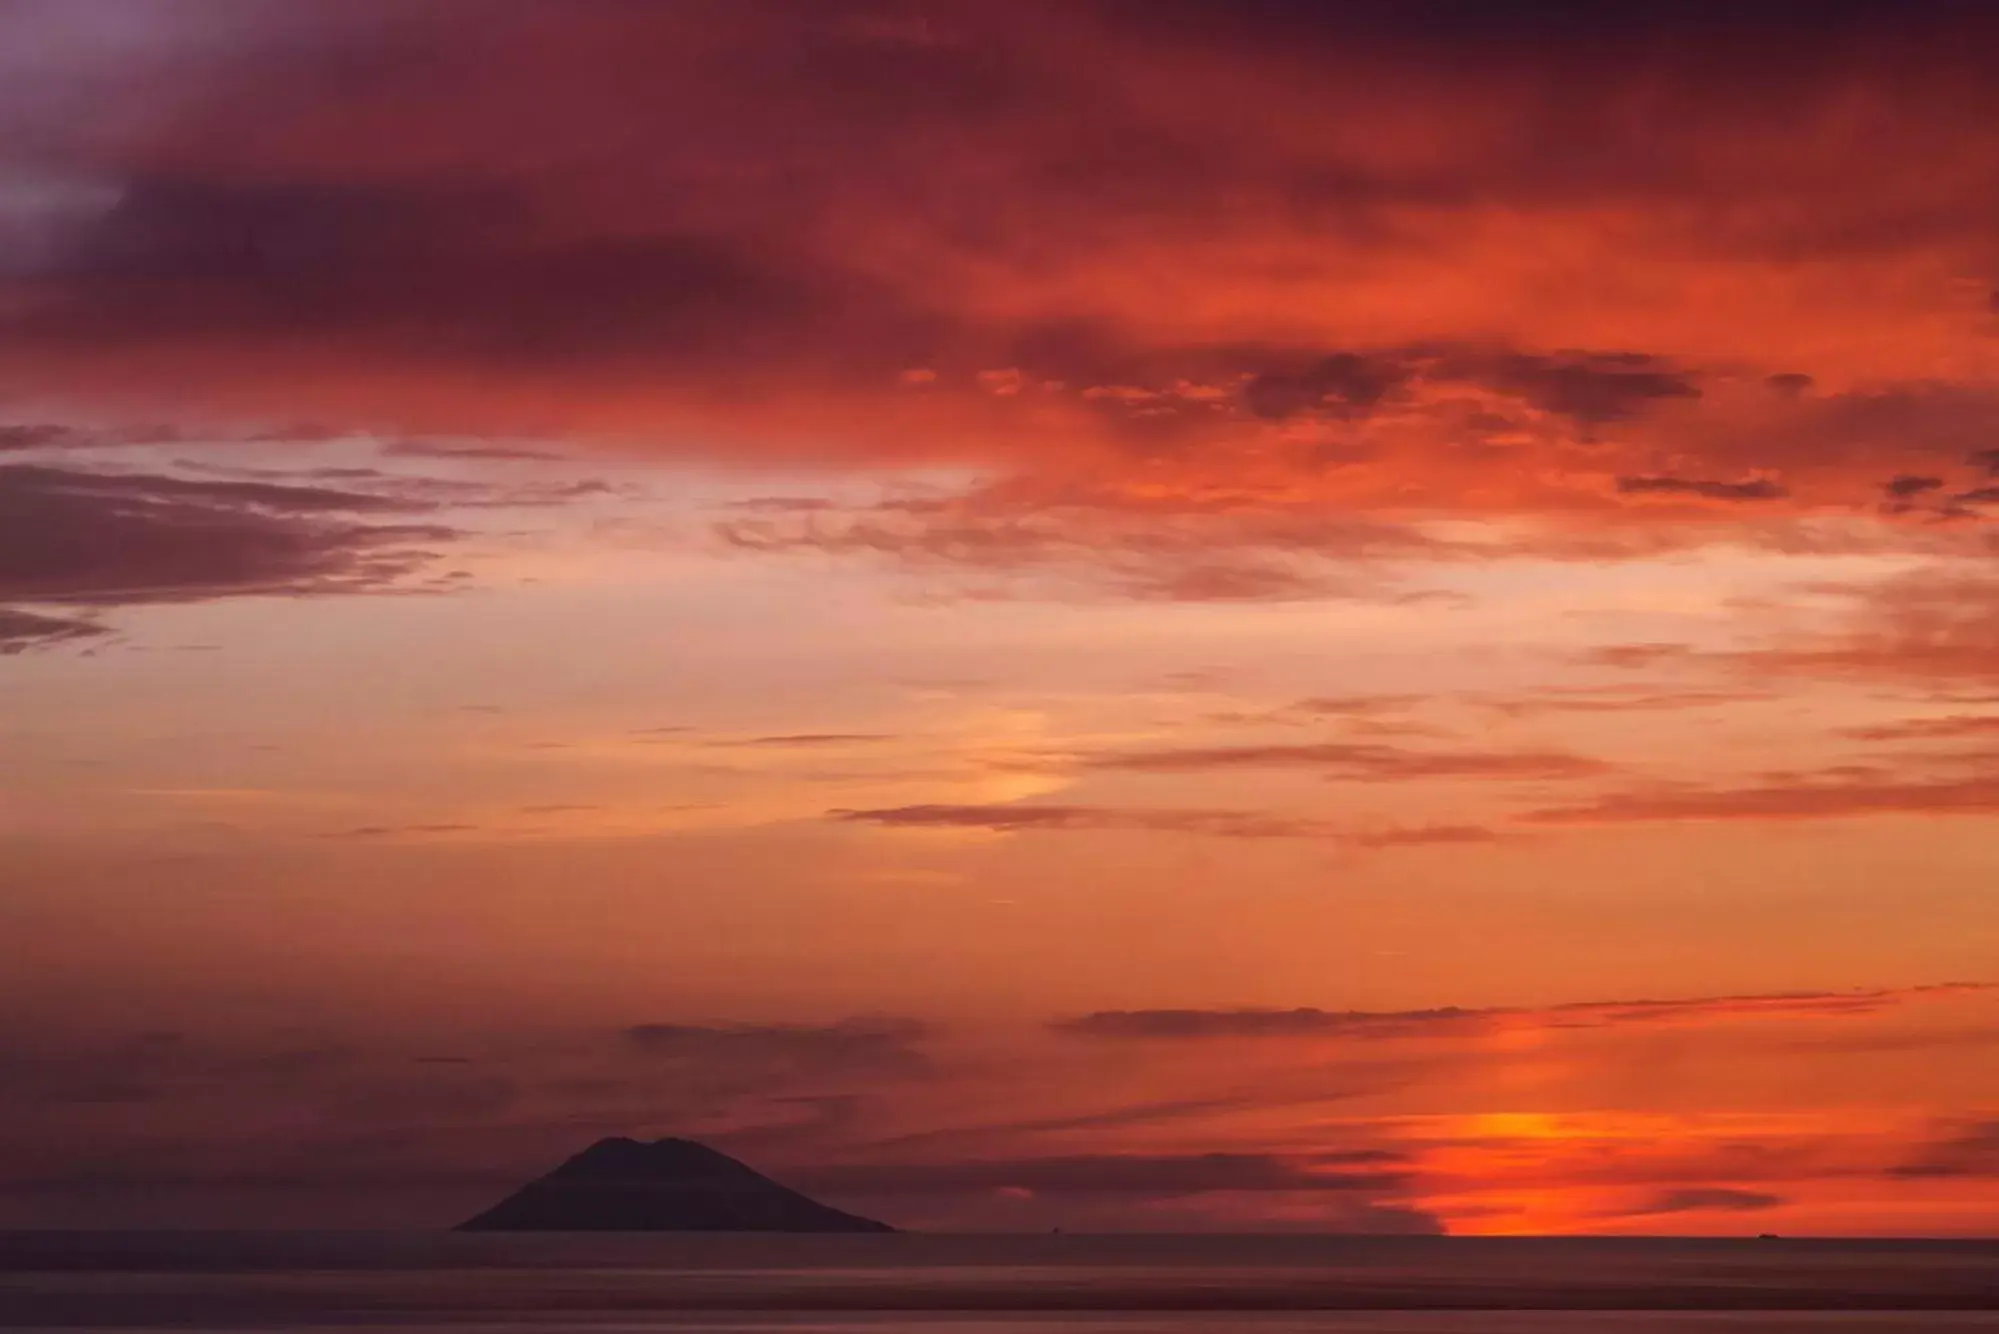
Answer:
[3, 1233, 1997, 1331]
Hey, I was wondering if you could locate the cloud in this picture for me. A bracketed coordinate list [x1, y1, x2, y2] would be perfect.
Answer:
[1887, 1119, 1999, 1179]
[714, 489, 1458, 604]
[323, 824, 480, 840]
[22, 171, 887, 379]
[383, 439, 568, 463]
[1616, 476, 1786, 502]
[1242, 351, 1412, 421]
[1625, 1187, 1785, 1215]
[1131, 341, 1701, 440]
[1344, 824, 1500, 849]
[1883, 475, 1946, 499]
[1589, 570, 1999, 700]
[0, 0, 1989, 555]
[1284, 694, 1428, 717]
[0, 424, 75, 451]
[1052, 984, 1989, 1040]
[1124, 561, 1375, 604]
[835, 803, 1336, 839]
[1479, 685, 1771, 716]
[1523, 774, 1999, 825]
[1056, 1006, 1490, 1041]
[865, 1095, 1281, 1155]
[710, 733, 895, 749]
[1584, 642, 1705, 670]
[1731, 569, 1999, 688]
[0, 463, 453, 608]
[793, 1151, 1408, 1198]
[1835, 715, 1999, 742]
[1476, 351, 1700, 425]
[831, 803, 1501, 848]
[1085, 740, 1609, 781]
[0, 606, 108, 655]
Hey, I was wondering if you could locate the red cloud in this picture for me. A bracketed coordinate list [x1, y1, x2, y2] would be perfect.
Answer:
[0, 0, 1994, 559]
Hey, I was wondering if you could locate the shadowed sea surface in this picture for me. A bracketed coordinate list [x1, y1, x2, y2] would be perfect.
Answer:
[3, 1233, 1997, 1330]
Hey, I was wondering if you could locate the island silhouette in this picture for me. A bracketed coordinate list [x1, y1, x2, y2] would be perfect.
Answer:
[457, 1136, 896, 1232]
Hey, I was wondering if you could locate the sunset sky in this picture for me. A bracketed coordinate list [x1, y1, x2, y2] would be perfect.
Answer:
[4, 0, 1999, 1237]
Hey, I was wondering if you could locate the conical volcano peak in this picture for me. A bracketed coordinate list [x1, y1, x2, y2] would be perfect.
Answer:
[550, 1136, 767, 1182]
[459, 1137, 895, 1232]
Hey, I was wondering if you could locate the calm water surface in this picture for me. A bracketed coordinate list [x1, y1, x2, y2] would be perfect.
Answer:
[3, 1233, 1996, 1331]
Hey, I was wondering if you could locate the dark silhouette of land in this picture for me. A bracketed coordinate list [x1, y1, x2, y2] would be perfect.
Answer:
[457, 1136, 896, 1232]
